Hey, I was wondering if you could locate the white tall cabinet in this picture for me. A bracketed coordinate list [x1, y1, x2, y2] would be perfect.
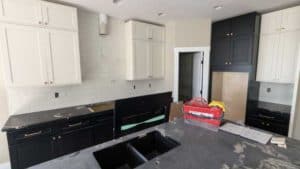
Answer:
[125, 20, 165, 80]
[256, 6, 300, 83]
[0, 0, 81, 86]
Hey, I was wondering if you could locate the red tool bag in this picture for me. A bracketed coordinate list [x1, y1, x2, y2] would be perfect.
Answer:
[183, 98, 224, 127]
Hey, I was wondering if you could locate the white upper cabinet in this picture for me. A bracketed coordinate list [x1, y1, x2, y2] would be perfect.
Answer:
[0, 0, 77, 31]
[0, 0, 42, 26]
[130, 20, 165, 41]
[151, 42, 165, 78]
[261, 5, 300, 35]
[260, 11, 282, 35]
[41, 1, 78, 31]
[257, 5, 300, 84]
[277, 31, 300, 83]
[256, 34, 280, 82]
[132, 21, 149, 40]
[0, 1, 81, 87]
[47, 30, 81, 85]
[282, 6, 300, 32]
[0, 24, 48, 86]
[125, 20, 165, 80]
[132, 40, 150, 80]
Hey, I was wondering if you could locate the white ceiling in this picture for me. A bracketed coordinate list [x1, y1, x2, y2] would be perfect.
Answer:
[57, 0, 300, 22]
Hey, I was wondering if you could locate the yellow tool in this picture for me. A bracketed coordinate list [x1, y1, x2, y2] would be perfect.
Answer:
[209, 101, 226, 112]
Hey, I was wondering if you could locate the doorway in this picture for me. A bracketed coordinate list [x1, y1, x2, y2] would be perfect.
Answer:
[173, 47, 210, 102]
[178, 52, 202, 101]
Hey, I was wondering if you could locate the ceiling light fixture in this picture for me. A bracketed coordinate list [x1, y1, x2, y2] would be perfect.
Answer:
[113, 0, 123, 4]
[214, 6, 223, 10]
[157, 12, 166, 17]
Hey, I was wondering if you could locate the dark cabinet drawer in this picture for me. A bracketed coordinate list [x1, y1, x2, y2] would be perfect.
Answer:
[8, 128, 52, 145]
[247, 117, 288, 136]
[54, 126, 94, 157]
[93, 118, 114, 144]
[9, 134, 54, 169]
[247, 109, 290, 125]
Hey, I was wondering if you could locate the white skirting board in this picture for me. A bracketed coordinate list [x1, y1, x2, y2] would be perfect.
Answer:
[0, 162, 10, 169]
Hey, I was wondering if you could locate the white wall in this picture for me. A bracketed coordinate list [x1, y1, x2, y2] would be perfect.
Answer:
[259, 82, 294, 105]
[0, 53, 9, 163]
[173, 19, 211, 47]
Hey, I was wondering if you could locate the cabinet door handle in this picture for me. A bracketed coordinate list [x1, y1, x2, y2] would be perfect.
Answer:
[24, 131, 42, 138]
[225, 62, 228, 65]
[68, 122, 83, 128]
[226, 33, 230, 36]
[45, 22, 48, 25]
[38, 21, 43, 25]
[231, 33, 233, 36]
[258, 114, 275, 120]
[44, 82, 48, 85]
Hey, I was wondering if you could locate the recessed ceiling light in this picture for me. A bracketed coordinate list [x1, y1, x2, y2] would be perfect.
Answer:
[214, 6, 223, 10]
[113, 0, 123, 5]
[157, 12, 166, 17]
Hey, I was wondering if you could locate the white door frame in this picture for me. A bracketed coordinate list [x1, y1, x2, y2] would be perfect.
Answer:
[289, 44, 300, 137]
[173, 47, 210, 102]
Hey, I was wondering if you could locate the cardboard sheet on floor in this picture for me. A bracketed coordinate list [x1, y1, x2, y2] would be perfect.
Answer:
[220, 123, 272, 144]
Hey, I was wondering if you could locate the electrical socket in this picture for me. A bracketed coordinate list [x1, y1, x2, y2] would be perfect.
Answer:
[54, 92, 59, 98]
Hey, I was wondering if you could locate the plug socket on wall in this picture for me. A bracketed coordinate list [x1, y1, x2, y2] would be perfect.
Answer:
[54, 92, 59, 98]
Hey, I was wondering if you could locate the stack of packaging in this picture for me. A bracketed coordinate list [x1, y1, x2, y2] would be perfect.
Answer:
[183, 98, 224, 129]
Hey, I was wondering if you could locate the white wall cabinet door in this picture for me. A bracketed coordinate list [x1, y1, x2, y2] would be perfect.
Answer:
[282, 6, 300, 32]
[0, 0, 43, 26]
[151, 42, 165, 78]
[133, 40, 150, 80]
[41, 1, 78, 31]
[126, 20, 165, 80]
[150, 25, 164, 42]
[47, 29, 81, 85]
[256, 34, 280, 82]
[0, 24, 48, 86]
[260, 11, 282, 35]
[277, 31, 300, 83]
[132, 21, 149, 40]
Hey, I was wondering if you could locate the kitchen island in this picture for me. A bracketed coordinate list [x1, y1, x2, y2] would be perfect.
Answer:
[30, 119, 300, 169]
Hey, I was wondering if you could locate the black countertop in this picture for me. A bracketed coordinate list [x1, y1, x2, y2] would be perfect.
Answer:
[29, 119, 300, 169]
[1, 103, 115, 132]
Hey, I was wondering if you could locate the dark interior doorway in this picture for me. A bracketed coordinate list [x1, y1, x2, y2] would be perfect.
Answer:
[179, 53, 194, 102]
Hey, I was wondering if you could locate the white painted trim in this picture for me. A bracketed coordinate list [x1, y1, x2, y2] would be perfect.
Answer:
[0, 162, 10, 169]
[289, 44, 300, 137]
[173, 47, 210, 102]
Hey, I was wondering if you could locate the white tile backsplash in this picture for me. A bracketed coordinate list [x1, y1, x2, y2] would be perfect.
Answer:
[259, 82, 294, 105]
